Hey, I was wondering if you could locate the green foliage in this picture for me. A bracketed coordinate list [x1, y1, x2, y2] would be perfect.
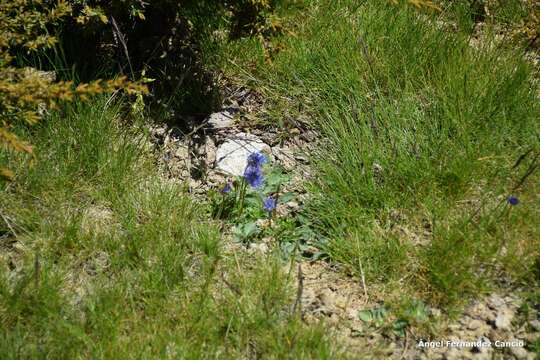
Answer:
[51, 0, 281, 116]
[0, 99, 339, 358]
[357, 300, 433, 338]
[220, 0, 540, 308]
[438, 0, 539, 47]
[211, 164, 292, 245]
[358, 306, 388, 326]
[229, 0, 283, 38]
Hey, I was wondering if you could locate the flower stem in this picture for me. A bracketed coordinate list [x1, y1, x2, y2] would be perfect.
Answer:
[237, 179, 247, 217]
[216, 193, 225, 219]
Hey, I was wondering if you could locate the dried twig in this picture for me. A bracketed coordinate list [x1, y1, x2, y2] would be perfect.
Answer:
[400, 329, 410, 360]
[220, 272, 242, 296]
[512, 148, 533, 169]
[0, 211, 17, 237]
[513, 151, 539, 191]
[292, 263, 304, 317]
[110, 16, 134, 79]
[359, 258, 368, 299]
[34, 251, 40, 287]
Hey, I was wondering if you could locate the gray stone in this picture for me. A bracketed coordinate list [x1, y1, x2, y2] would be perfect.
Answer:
[294, 154, 309, 163]
[207, 111, 234, 129]
[318, 289, 337, 311]
[509, 346, 529, 360]
[469, 302, 495, 322]
[524, 332, 540, 343]
[444, 348, 473, 360]
[286, 201, 300, 211]
[255, 219, 271, 229]
[529, 320, 540, 332]
[249, 242, 269, 254]
[487, 294, 506, 309]
[430, 308, 442, 318]
[215, 133, 271, 176]
[467, 319, 484, 331]
[276, 203, 289, 217]
[205, 137, 217, 165]
[460, 315, 473, 325]
[470, 351, 491, 360]
[372, 162, 383, 174]
[174, 144, 189, 159]
[271, 145, 297, 170]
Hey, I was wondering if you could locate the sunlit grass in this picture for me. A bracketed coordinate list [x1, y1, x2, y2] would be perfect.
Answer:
[219, 0, 540, 307]
[0, 98, 338, 358]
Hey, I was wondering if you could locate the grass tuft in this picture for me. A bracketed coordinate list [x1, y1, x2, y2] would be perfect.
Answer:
[219, 0, 540, 307]
[0, 97, 339, 358]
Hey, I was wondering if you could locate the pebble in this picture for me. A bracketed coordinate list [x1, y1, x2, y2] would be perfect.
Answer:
[523, 332, 540, 345]
[529, 320, 540, 332]
[467, 319, 484, 331]
[286, 201, 300, 210]
[509, 346, 530, 360]
[318, 289, 337, 310]
[207, 110, 234, 129]
[470, 302, 495, 322]
[430, 308, 442, 318]
[487, 294, 505, 309]
[249, 242, 269, 254]
[444, 348, 472, 360]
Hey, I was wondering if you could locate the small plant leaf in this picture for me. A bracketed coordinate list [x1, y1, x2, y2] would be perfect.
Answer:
[392, 319, 408, 337]
[234, 221, 259, 242]
[358, 310, 373, 322]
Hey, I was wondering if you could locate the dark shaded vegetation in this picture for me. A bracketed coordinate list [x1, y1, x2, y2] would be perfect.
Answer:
[50, 0, 282, 117]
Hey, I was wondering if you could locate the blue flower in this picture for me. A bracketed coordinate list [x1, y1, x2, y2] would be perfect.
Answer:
[221, 182, 232, 194]
[263, 196, 277, 212]
[507, 196, 519, 206]
[247, 151, 267, 167]
[244, 164, 264, 188]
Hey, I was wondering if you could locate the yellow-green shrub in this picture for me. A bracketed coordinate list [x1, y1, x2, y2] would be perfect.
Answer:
[0, 0, 146, 179]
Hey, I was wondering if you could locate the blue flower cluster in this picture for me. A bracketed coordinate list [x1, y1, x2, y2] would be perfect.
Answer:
[507, 195, 519, 206]
[217, 151, 281, 220]
[247, 152, 267, 167]
[221, 181, 233, 194]
[244, 151, 267, 188]
[263, 196, 277, 213]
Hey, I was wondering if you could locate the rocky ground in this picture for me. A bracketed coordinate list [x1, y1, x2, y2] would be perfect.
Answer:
[144, 85, 539, 359]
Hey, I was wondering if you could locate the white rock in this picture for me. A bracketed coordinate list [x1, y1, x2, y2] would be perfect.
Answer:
[215, 133, 271, 176]
[23, 67, 56, 82]
[207, 111, 234, 129]
[495, 308, 514, 330]
[174, 144, 189, 159]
